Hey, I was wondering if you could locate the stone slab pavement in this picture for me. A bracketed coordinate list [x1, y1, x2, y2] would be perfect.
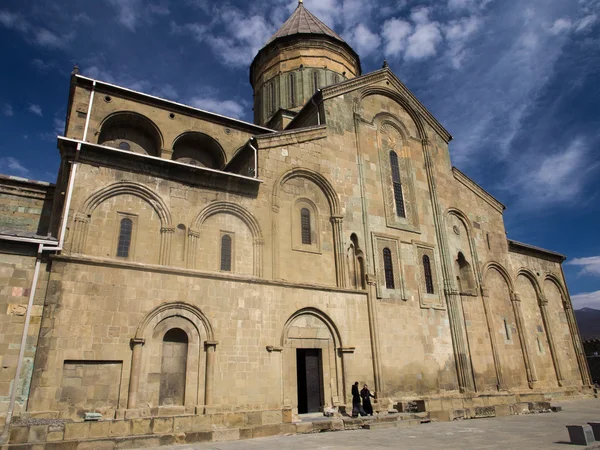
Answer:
[160, 398, 600, 450]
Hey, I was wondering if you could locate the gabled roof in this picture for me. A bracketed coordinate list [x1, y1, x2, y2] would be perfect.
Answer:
[266, 3, 346, 46]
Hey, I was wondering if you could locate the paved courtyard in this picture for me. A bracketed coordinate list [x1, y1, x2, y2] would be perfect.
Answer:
[161, 398, 600, 450]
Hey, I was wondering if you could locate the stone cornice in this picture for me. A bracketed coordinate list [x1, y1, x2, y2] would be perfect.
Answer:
[52, 253, 368, 296]
[452, 167, 505, 213]
[321, 68, 453, 143]
[254, 125, 327, 149]
[508, 239, 566, 263]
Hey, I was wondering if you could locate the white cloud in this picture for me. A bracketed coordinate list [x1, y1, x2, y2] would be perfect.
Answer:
[405, 21, 442, 60]
[567, 256, 600, 277]
[0, 10, 73, 48]
[348, 23, 381, 58]
[575, 13, 597, 32]
[571, 290, 600, 310]
[2, 103, 13, 117]
[444, 15, 482, 68]
[0, 157, 31, 178]
[106, 0, 170, 31]
[189, 97, 246, 119]
[549, 18, 572, 35]
[382, 18, 412, 58]
[506, 137, 596, 208]
[28, 104, 43, 116]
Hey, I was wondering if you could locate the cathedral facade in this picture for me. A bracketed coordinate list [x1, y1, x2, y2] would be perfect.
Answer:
[0, 2, 592, 444]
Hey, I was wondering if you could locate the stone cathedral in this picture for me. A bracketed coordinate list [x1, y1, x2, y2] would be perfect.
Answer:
[0, 2, 593, 447]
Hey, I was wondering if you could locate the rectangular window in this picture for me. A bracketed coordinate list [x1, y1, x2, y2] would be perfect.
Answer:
[312, 71, 319, 93]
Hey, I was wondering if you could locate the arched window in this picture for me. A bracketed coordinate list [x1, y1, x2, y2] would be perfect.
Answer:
[116, 218, 133, 257]
[269, 82, 276, 114]
[332, 73, 339, 85]
[312, 71, 319, 93]
[289, 73, 296, 107]
[390, 151, 406, 218]
[383, 248, 394, 289]
[301, 208, 311, 245]
[423, 255, 434, 294]
[220, 234, 232, 271]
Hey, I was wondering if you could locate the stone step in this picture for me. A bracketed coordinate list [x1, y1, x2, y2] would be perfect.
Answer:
[364, 419, 423, 430]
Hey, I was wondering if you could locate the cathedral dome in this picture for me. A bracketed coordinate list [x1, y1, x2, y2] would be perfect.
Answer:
[250, 1, 361, 129]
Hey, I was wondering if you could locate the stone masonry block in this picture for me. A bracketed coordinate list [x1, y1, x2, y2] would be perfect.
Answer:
[152, 417, 174, 434]
[296, 422, 313, 434]
[27, 425, 48, 442]
[494, 405, 511, 417]
[89, 421, 110, 438]
[224, 413, 246, 428]
[46, 431, 64, 442]
[252, 424, 281, 438]
[173, 416, 193, 433]
[131, 419, 152, 435]
[191, 414, 211, 430]
[566, 425, 595, 446]
[213, 428, 240, 442]
[9, 426, 30, 444]
[185, 431, 213, 443]
[64, 422, 89, 440]
[109, 420, 131, 437]
[261, 410, 282, 425]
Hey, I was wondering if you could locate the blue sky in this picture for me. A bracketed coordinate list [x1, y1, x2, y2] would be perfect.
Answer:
[0, 0, 599, 308]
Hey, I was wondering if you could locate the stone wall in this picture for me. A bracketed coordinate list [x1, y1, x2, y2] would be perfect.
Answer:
[0, 242, 50, 417]
[0, 176, 54, 236]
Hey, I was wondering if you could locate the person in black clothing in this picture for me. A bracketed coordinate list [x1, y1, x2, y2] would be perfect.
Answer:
[360, 384, 375, 416]
[351, 381, 365, 417]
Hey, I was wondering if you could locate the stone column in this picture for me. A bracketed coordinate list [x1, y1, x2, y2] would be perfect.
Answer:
[204, 341, 218, 410]
[538, 295, 564, 386]
[71, 213, 89, 253]
[421, 138, 475, 392]
[331, 214, 347, 288]
[127, 338, 145, 409]
[563, 300, 593, 386]
[186, 229, 200, 269]
[253, 237, 264, 277]
[481, 288, 506, 390]
[272, 205, 280, 280]
[338, 347, 355, 405]
[159, 227, 175, 266]
[510, 292, 537, 388]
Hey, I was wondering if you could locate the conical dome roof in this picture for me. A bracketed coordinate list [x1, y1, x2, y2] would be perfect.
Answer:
[266, 2, 347, 46]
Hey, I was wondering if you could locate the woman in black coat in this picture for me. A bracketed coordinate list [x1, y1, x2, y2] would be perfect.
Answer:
[351, 382, 364, 417]
[360, 384, 375, 416]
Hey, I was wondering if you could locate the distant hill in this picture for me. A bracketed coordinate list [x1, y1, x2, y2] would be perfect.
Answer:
[575, 308, 600, 340]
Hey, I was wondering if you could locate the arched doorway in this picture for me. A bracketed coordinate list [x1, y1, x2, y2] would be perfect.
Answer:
[159, 328, 189, 406]
[282, 308, 344, 414]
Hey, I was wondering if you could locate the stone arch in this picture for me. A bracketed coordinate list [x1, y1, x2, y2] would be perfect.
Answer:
[483, 262, 515, 292]
[171, 132, 227, 170]
[98, 111, 163, 156]
[188, 201, 263, 276]
[128, 302, 216, 410]
[356, 87, 427, 140]
[483, 262, 529, 389]
[281, 307, 343, 348]
[73, 181, 173, 264]
[373, 112, 413, 141]
[272, 168, 340, 215]
[272, 168, 345, 287]
[447, 208, 481, 294]
[83, 181, 172, 227]
[135, 301, 215, 342]
[280, 308, 345, 413]
[543, 274, 589, 385]
[515, 270, 559, 387]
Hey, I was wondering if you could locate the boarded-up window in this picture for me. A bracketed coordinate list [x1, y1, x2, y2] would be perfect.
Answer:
[423, 255, 434, 294]
[220, 234, 232, 271]
[301, 208, 311, 244]
[383, 247, 394, 289]
[390, 151, 406, 218]
[116, 218, 133, 257]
